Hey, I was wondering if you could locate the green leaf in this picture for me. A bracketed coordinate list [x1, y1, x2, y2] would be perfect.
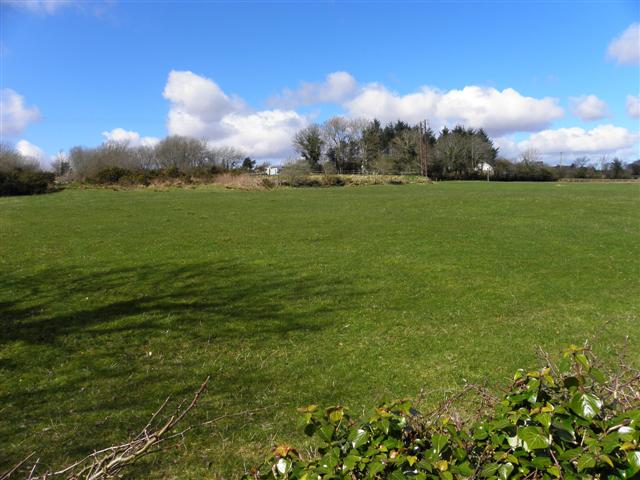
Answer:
[547, 465, 561, 478]
[328, 408, 344, 423]
[318, 424, 334, 442]
[389, 469, 406, 480]
[498, 462, 514, 479]
[517, 426, 551, 451]
[343, 455, 359, 471]
[557, 357, 571, 373]
[349, 428, 369, 449]
[368, 460, 385, 476]
[531, 456, 552, 469]
[453, 461, 474, 476]
[575, 453, 596, 472]
[569, 392, 602, 420]
[535, 412, 552, 430]
[618, 426, 636, 442]
[575, 353, 590, 371]
[480, 462, 500, 477]
[599, 454, 614, 468]
[627, 451, 640, 475]
[431, 433, 449, 454]
[473, 424, 489, 440]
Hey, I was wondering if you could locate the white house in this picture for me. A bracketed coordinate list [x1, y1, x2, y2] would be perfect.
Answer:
[477, 162, 494, 175]
[266, 166, 279, 176]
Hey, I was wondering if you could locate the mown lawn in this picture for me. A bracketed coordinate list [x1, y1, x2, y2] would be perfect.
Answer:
[1, 182, 639, 478]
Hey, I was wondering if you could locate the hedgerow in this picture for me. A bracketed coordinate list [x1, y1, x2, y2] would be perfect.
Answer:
[246, 345, 639, 480]
[0, 169, 56, 196]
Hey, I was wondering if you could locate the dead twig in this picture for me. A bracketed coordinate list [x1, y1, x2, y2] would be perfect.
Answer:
[3, 377, 210, 480]
[0, 453, 35, 480]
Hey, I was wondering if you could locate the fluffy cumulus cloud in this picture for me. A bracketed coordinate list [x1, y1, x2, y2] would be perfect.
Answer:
[163, 70, 307, 158]
[159, 69, 638, 160]
[492, 136, 521, 160]
[345, 84, 563, 136]
[626, 95, 640, 118]
[269, 71, 358, 108]
[102, 128, 160, 147]
[607, 23, 640, 65]
[15, 139, 45, 161]
[208, 110, 307, 157]
[0, 88, 41, 136]
[569, 95, 609, 121]
[518, 125, 639, 155]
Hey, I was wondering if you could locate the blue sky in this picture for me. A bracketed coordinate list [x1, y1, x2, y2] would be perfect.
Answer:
[1, 0, 639, 164]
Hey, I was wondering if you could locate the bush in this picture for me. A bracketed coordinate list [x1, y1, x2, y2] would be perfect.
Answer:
[280, 161, 313, 186]
[0, 169, 55, 196]
[92, 166, 133, 184]
[247, 345, 639, 480]
[261, 177, 276, 189]
[120, 171, 154, 186]
[321, 175, 346, 186]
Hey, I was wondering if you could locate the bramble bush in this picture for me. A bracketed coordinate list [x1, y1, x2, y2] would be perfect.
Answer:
[246, 345, 639, 480]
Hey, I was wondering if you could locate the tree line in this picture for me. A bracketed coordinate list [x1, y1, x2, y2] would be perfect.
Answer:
[294, 118, 497, 179]
[1, 119, 639, 196]
[65, 136, 253, 179]
[291, 117, 639, 181]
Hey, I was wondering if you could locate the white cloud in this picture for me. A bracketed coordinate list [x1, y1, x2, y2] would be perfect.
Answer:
[345, 84, 563, 136]
[102, 128, 160, 147]
[269, 71, 358, 107]
[163, 70, 307, 158]
[569, 95, 609, 121]
[0, 88, 41, 137]
[15, 139, 45, 161]
[607, 23, 640, 65]
[1, 0, 111, 16]
[208, 110, 306, 158]
[493, 136, 521, 160]
[627, 95, 640, 118]
[2, 0, 77, 14]
[518, 124, 639, 155]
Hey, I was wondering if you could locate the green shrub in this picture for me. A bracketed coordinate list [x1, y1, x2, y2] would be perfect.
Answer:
[247, 346, 639, 480]
[93, 166, 132, 184]
[0, 169, 55, 196]
[119, 171, 154, 186]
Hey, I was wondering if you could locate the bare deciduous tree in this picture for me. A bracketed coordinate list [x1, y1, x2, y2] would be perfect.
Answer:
[520, 147, 542, 165]
[0, 143, 40, 172]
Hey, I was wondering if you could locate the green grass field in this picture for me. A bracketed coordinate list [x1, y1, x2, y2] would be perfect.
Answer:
[1, 182, 639, 478]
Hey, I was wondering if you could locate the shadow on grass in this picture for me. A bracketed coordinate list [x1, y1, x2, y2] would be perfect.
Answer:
[1, 260, 360, 346]
[0, 260, 373, 472]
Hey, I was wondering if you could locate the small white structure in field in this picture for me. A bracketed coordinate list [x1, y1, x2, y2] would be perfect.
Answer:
[266, 166, 279, 176]
[478, 162, 494, 175]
